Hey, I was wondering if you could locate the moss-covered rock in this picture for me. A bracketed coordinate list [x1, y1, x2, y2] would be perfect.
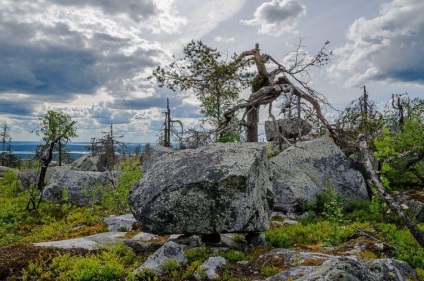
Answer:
[129, 143, 273, 235]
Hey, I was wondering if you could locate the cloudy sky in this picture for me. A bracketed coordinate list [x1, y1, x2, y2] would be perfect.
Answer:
[1, 0, 423, 142]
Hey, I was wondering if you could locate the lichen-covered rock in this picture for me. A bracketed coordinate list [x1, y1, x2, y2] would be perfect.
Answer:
[265, 118, 312, 141]
[0, 166, 12, 177]
[45, 165, 72, 182]
[194, 256, 227, 280]
[267, 266, 317, 281]
[133, 241, 187, 276]
[395, 193, 424, 222]
[129, 143, 273, 234]
[70, 153, 105, 171]
[103, 214, 138, 232]
[262, 248, 335, 266]
[43, 170, 120, 206]
[131, 232, 159, 242]
[295, 257, 417, 281]
[33, 232, 127, 250]
[140, 145, 174, 174]
[271, 135, 368, 212]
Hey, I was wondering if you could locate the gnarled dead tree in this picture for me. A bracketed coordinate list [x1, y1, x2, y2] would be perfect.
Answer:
[220, 42, 424, 248]
[221, 40, 334, 142]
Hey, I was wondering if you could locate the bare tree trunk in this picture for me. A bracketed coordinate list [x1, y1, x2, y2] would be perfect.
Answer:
[358, 134, 424, 248]
[26, 122, 76, 211]
[58, 139, 62, 166]
[246, 105, 259, 142]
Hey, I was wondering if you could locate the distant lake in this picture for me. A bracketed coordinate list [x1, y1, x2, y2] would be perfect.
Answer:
[8, 141, 146, 160]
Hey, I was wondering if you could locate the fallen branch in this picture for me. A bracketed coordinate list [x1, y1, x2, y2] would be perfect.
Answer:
[358, 134, 424, 248]
[353, 227, 396, 251]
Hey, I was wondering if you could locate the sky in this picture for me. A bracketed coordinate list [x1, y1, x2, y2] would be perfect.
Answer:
[1, 0, 423, 142]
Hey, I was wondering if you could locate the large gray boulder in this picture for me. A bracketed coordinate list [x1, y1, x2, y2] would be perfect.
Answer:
[271, 135, 368, 212]
[140, 145, 174, 174]
[264, 249, 417, 281]
[129, 143, 273, 235]
[43, 170, 120, 206]
[265, 118, 312, 141]
[0, 166, 12, 177]
[296, 257, 417, 281]
[70, 153, 105, 172]
[45, 165, 72, 182]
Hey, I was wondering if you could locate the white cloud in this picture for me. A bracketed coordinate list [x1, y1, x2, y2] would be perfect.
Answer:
[146, 0, 187, 34]
[240, 0, 306, 36]
[214, 36, 235, 43]
[328, 0, 424, 87]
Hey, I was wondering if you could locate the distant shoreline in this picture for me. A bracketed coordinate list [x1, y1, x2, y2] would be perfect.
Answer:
[6, 141, 147, 160]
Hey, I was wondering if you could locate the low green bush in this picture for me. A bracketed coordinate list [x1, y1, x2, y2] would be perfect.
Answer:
[260, 265, 279, 277]
[266, 221, 367, 248]
[21, 243, 137, 281]
[101, 157, 142, 213]
[217, 249, 250, 262]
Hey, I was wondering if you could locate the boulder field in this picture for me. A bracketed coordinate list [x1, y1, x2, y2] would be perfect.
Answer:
[129, 135, 369, 235]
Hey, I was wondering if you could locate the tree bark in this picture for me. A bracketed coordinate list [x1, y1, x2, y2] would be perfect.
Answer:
[358, 134, 424, 248]
[246, 105, 259, 142]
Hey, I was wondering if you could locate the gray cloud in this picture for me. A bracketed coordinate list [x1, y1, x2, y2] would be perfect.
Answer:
[328, 0, 424, 86]
[0, 43, 98, 96]
[0, 3, 166, 103]
[241, 0, 306, 36]
[50, 0, 158, 22]
[173, 103, 202, 118]
[0, 100, 35, 116]
[112, 96, 181, 110]
[89, 102, 135, 124]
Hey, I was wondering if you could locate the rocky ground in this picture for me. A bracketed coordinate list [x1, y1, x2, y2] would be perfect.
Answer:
[0, 213, 420, 280]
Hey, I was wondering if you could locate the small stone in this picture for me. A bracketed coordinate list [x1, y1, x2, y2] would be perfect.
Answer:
[103, 214, 138, 232]
[133, 241, 187, 276]
[283, 219, 298, 225]
[375, 243, 384, 251]
[194, 256, 226, 280]
[131, 232, 158, 242]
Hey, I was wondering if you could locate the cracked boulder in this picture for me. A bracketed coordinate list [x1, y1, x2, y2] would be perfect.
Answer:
[129, 143, 273, 235]
[270, 135, 369, 212]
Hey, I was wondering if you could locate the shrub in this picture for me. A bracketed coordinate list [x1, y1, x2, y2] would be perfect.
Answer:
[304, 187, 345, 222]
[217, 249, 249, 262]
[266, 221, 363, 248]
[22, 243, 136, 281]
[101, 156, 141, 213]
[185, 244, 213, 263]
[1, 170, 21, 197]
[260, 265, 279, 277]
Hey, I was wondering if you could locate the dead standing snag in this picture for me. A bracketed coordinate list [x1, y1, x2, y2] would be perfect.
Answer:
[222, 41, 334, 142]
